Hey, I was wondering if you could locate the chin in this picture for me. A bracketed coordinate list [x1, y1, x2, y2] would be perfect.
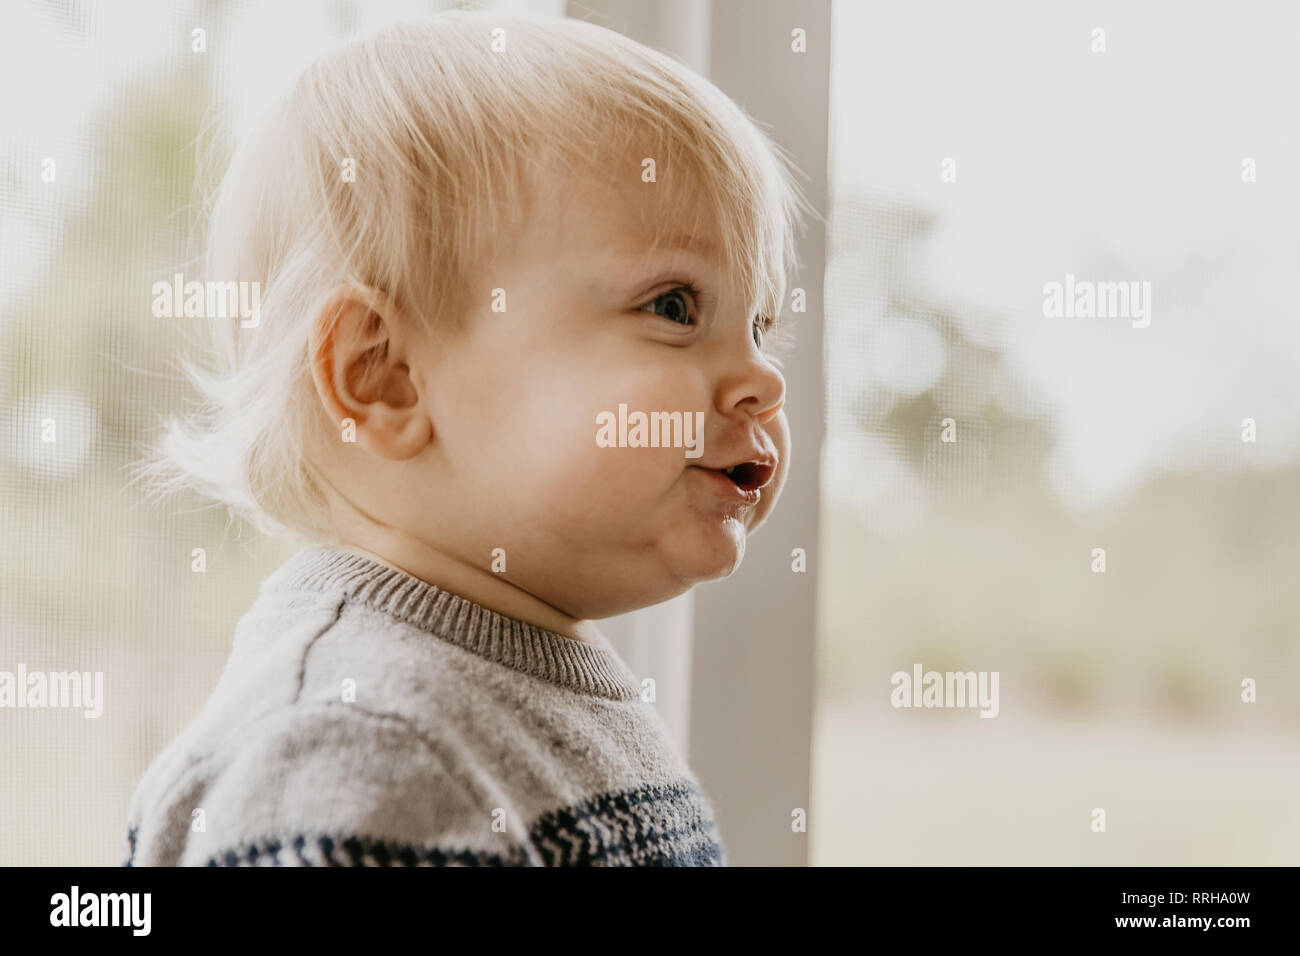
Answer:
[671, 516, 749, 582]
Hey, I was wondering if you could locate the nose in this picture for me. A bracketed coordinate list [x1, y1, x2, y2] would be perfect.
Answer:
[717, 352, 786, 424]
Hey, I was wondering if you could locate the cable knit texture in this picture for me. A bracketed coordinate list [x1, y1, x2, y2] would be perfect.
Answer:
[121, 547, 727, 866]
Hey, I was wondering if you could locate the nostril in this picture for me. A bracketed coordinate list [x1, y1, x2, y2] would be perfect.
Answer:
[756, 400, 784, 425]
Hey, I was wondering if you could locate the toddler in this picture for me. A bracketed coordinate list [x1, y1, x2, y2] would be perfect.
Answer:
[123, 10, 807, 866]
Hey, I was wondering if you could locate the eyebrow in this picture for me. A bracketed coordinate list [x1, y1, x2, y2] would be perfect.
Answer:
[654, 234, 718, 257]
[613, 236, 721, 280]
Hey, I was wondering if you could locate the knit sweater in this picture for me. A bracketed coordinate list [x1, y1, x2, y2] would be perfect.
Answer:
[121, 547, 727, 866]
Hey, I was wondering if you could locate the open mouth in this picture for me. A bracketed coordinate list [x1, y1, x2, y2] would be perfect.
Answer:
[718, 460, 775, 491]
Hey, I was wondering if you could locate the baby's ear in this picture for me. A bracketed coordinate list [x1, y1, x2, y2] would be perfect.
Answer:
[309, 283, 433, 460]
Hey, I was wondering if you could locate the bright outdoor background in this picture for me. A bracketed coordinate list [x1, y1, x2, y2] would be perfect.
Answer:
[813, 0, 1300, 864]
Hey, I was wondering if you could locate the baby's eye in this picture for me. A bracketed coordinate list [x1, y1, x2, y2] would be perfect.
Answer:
[638, 286, 697, 326]
[753, 315, 773, 348]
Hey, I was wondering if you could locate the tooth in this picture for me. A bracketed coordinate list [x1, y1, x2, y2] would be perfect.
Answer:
[724, 466, 735, 474]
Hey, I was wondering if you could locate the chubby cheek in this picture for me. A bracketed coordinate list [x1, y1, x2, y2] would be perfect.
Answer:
[507, 383, 688, 532]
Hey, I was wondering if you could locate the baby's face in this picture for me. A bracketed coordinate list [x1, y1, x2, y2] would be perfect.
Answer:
[408, 159, 789, 620]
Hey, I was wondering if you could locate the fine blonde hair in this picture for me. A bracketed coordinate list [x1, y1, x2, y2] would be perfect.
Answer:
[147, 9, 812, 540]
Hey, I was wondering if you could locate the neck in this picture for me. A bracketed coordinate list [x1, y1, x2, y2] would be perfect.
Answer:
[313, 464, 606, 646]
[329, 527, 604, 647]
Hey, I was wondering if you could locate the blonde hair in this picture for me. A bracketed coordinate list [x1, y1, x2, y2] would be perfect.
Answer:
[147, 10, 812, 540]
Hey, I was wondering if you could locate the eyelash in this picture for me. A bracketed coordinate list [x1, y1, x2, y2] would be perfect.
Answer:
[640, 283, 774, 347]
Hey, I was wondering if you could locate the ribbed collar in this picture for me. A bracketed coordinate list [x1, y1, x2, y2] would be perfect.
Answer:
[261, 546, 642, 701]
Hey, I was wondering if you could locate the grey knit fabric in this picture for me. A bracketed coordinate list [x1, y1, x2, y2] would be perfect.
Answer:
[121, 547, 727, 866]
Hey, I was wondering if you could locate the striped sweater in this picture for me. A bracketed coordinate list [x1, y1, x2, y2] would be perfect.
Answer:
[121, 547, 727, 866]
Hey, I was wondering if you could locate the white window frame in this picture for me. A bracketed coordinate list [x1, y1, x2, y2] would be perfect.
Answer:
[582, 0, 829, 866]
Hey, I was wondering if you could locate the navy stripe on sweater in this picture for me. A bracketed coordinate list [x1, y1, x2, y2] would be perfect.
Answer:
[123, 780, 726, 867]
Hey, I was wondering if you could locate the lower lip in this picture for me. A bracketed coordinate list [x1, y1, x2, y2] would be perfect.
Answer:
[690, 466, 761, 505]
